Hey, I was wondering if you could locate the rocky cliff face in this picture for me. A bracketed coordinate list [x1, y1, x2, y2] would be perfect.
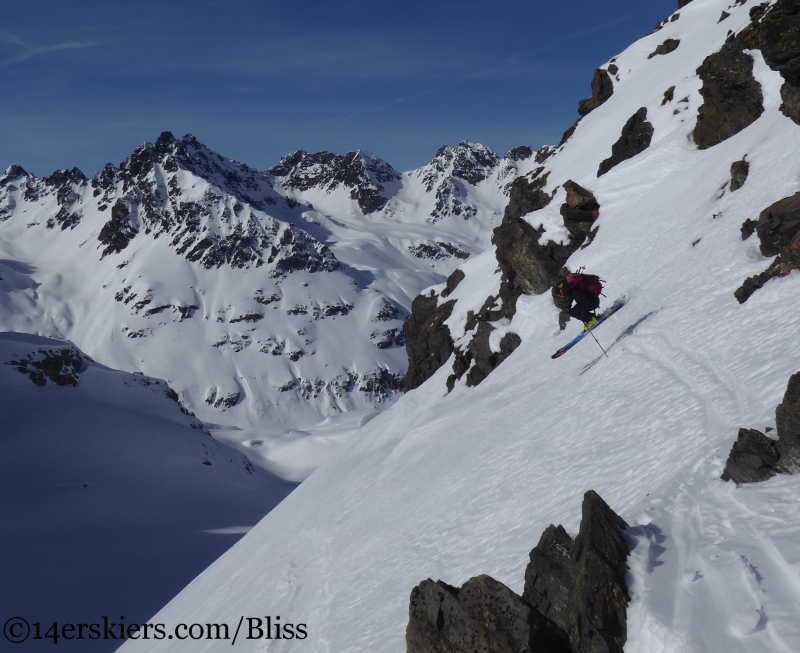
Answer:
[269, 149, 401, 214]
[406, 491, 630, 653]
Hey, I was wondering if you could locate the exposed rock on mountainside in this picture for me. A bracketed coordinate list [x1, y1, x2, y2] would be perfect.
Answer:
[648, 38, 681, 59]
[735, 191, 800, 302]
[748, 0, 800, 124]
[577, 69, 615, 117]
[563, 68, 615, 146]
[406, 491, 630, 653]
[723, 371, 800, 480]
[7, 344, 88, 387]
[730, 157, 749, 191]
[447, 323, 521, 390]
[721, 428, 780, 483]
[776, 370, 800, 473]
[419, 142, 501, 223]
[597, 108, 654, 176]
[269, 149, 401, 214]
[402, 291, 456, 392]
[404, 173, 603, 392]
[406, 576, 571, 653]
[693, 36, 763, 149]
[98, 200, 137, 257]
[494, 170, 561, 297]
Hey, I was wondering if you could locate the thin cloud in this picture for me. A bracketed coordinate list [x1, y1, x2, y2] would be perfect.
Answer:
[1, 32, 99, 67]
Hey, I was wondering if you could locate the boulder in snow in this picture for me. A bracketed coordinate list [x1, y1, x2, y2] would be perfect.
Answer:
[721, 428, 780, 483]
[597, 108, 654, 177]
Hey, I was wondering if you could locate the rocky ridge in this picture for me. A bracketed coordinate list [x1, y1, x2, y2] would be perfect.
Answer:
[406, 491, 630, 653]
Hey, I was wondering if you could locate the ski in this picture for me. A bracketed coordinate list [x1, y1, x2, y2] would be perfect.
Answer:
[551, 298, 627, 359]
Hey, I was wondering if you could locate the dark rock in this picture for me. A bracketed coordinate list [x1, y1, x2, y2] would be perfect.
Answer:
[1, 164, 28, 187]
[741, 218, 757, 240]
[561, 181, 600, 243]
[447, 322, 521, 390]
[493, 171, 572, 297]
[736, 191, 800, 300]
[607, 63, 619, 76]
[597, 108, 654, 176]
[719, 10, 730, 22]
[721, 428, 780, 482]
[648, 39, 681, 59]
[678, 0, 693, 7]
[408, 242, 470, 261]
[755, 191, 800, 256]
[505, 145, 534, 162]
[403, 293, 456, 392]
[750, 0, 800, 124]
[730, 157, 749, 191]
[98, 200, 138, 257]
[734, 259, 781, 303]
[371, 328, 406, 349]
[776, 371, 800, 473]
[523, 525, 576, 632]
[558, 119, 581, 147]
[405, 491, 629, 653]
[577, 69, 615, 117]
[406, 576, 570, 653]
[441, 269, 465, 298]
[567, 490, 630, 653]
[693, 40, 763, 149]
[534, 145, 557, 164]
[8, 346, 87, 387]
[662, 86, 676, 105]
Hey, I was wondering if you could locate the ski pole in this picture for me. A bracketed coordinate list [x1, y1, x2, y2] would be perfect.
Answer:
[589, 331, 609, 357]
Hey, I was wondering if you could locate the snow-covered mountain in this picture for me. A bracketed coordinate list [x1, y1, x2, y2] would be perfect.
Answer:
[118, 1, 800, 652]
[0, 135, 533, 479]
[0, 332, 295, 652]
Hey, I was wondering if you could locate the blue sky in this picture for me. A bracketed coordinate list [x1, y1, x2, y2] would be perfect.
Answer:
[1, 0, 677, 176]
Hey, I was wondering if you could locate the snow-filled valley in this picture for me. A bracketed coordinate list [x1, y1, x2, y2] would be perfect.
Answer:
[0, 135, 535, 481]
[5, 0, 800, 652]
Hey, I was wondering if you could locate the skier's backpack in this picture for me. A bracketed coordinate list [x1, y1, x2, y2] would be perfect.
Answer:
[565, 272, 603, 298]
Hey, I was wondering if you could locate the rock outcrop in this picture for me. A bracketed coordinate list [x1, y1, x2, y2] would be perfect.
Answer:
[597, 108, 654, 177]
[406, 576, 570, 653]
[693, 39, 764, 149]
[561, 68, 615, 147]
[577, 69, 615, 117]
[776, 371, 800, 473]
[269, 149, 401, 214]
[729, 157, 749, 192]
[406, 491, 630, 653]
[402, 290, 456, 392]
[7, 345, 88, 387]
[447, 323, 522, 390]
[749, 0, 800, 125]
[722, 371, 800, 480]
[648, 38, 681, 59]
[721, 428, 780, 483]
[735, 191, 800, 302]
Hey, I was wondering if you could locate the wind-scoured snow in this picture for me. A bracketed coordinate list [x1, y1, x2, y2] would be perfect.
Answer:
[120, 1, 800, 652]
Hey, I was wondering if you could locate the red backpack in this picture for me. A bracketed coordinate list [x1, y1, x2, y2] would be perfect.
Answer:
[565, 272, 603, 298]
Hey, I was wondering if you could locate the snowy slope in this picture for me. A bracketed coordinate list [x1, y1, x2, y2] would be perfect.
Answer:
[120, 1, 800, 652]
[0, 136, 532, 480]
[0, 332, 295, 652]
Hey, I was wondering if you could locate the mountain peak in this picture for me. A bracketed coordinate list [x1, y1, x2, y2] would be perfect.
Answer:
[269, 149, 400, 214]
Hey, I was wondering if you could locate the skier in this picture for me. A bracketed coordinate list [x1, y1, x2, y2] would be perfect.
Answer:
[556, 271, 603, 330]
